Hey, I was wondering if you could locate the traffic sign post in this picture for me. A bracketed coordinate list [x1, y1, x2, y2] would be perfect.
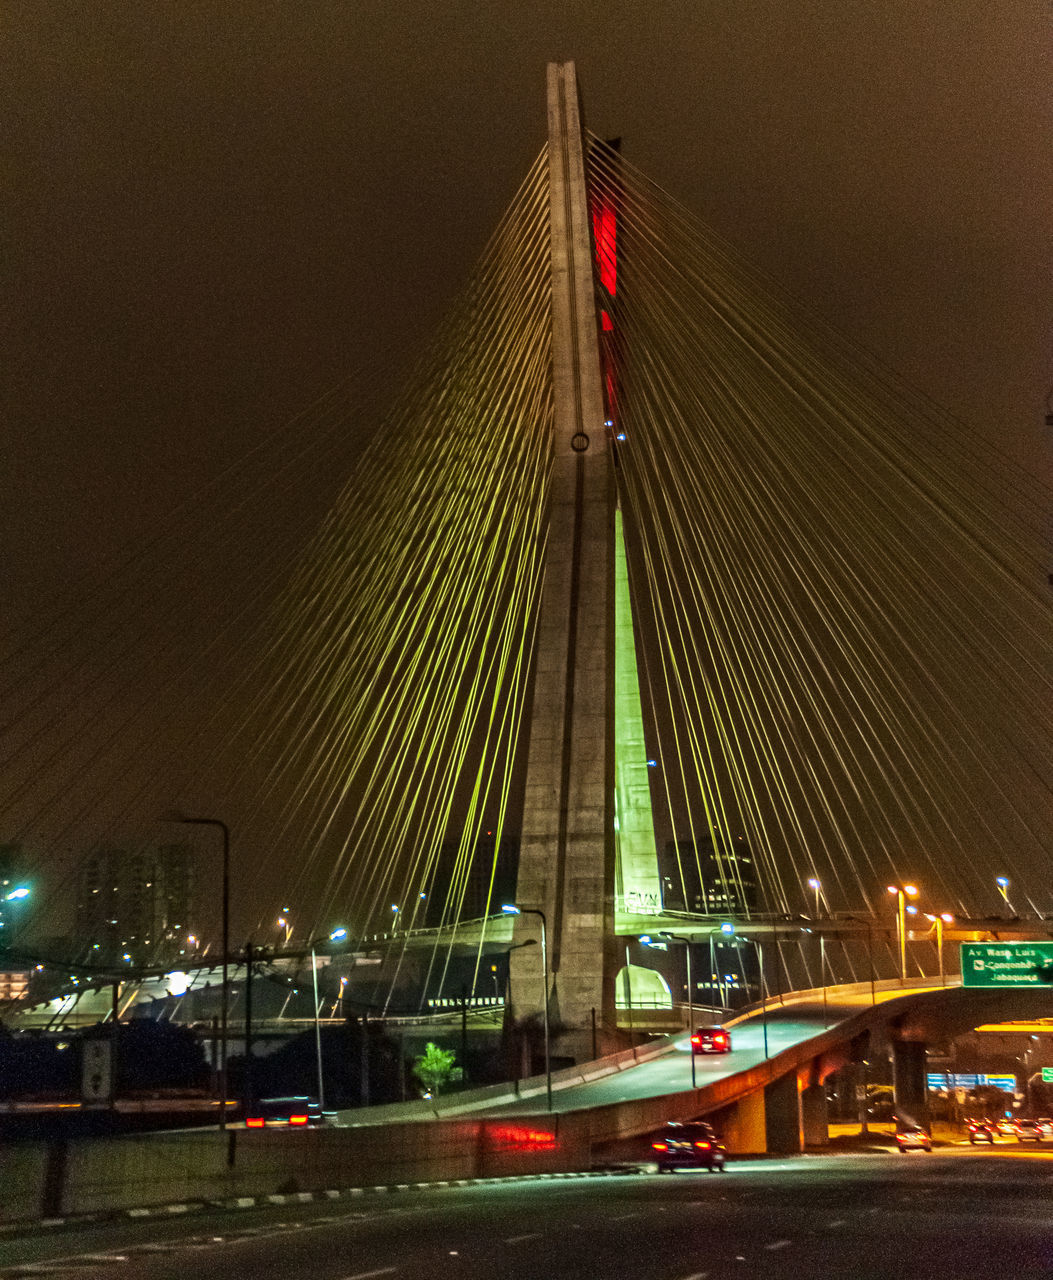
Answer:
[81, 1037, 114, 1107]
[961, 942, 1053, 987]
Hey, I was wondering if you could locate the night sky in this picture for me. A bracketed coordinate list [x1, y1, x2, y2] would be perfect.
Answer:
[3, 3, 1051, 938]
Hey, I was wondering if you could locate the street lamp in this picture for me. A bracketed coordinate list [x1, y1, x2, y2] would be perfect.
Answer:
[807, 877, 822, 919]
[887, 883, 919, 983]
[996, 877, 1014, 914]
[924, 912, 954, 986]
[659, 932, 697, 1087]
[309, 927, 349, 1109]
[163, 813, 230, 1130]
[502, 904, 550, 1111]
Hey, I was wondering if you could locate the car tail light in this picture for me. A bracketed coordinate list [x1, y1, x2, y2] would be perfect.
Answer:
[714, 1034, 728, 1046]
[289, 1114, 308, 1126]
[690, 1035, 701, 1046]
[694, 1141, 711, 1150]
[246, 1117, 264, 1129]
[652, 1141, 668, 1151]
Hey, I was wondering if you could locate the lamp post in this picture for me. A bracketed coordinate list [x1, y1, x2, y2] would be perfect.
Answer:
[660, 932, 696, 1087]
[996, 877, 1013, 914]
[754, 939, 769, 1058]
[924, 912, 954, 986]
[502, 905, 550, 1111]
[887, 883, 918, 983]
[311, 927, 348, 1109]
[807, 877, 822, 919]
[164, 813, 229, 1130]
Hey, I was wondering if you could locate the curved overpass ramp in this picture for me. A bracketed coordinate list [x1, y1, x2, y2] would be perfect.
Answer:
[354, 977, 1051, 1156]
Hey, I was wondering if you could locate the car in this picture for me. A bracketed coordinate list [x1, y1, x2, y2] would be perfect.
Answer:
[691, 1026, 731, 1054]
[652, 1121, 727, 1172]
[1037, 1117, 1053, 1137]
[996, 1118, 1017, 1135]
[1014, 1119, 1044, 1142]
[966, 1119, 996, 1144]
[895, 1124, 932, 1152]
[244, 1096, 328, 1129]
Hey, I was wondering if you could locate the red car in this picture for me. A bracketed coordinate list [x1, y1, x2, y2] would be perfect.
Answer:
[691, 1026, 731, 1054]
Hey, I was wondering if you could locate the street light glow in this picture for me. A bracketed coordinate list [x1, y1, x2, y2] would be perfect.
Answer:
[501, 904, 521, 915]
[329, 927, 348, 941]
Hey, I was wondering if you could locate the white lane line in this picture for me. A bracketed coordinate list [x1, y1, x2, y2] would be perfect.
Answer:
[826, 1219, 846, 1228]
[504, 1233, 542, 1244]
[340, 1270, 397, 1279]
[611, 1211, 640, 1221]
[765, 1239, 793, 1251]
[678, 1273, 710, 1279]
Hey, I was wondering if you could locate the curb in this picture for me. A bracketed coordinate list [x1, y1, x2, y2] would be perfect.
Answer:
[0, 1166, 641, 1239]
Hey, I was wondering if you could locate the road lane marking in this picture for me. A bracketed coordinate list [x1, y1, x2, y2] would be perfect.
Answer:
[765, 1239, 793, 1251]
[504, 1233, 541, 1244]
[826, 1219, 845, 1228]
[340, 1270, 397, 1280]
[611, 1212, 640, 1221]
[678, 1273, 709, 1279]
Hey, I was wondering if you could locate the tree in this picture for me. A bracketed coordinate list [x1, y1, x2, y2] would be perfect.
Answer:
[412, 1042, 457, 1097]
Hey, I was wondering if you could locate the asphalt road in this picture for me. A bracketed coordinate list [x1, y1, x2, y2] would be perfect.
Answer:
[4, 1148, 1052, 1279]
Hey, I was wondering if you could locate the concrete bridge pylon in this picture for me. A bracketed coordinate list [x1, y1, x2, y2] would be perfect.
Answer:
[509, 61, 661, 1063]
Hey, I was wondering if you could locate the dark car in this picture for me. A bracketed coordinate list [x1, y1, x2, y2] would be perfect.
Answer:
[1014, 1119, 1045, 1142]
[691, 1026, 731, 1055]
[245, 1096, 328, 1129]
[966, 1119, 996, 1144]
[652, 1121, 727, 1172]
[895, 1124, 932, 1152]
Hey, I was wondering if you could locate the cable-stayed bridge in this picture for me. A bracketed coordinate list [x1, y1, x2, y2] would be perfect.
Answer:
[2, 63, 1052, 1066]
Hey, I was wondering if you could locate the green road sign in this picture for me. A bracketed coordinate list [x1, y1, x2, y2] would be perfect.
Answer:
[1042, 1068, 1053, 1084]
[961, 941, 1053, 988]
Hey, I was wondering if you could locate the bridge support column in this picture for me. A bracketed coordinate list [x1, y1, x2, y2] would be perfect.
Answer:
[892, 1040, 928, 1125]
[712, 1090, 766, 1155]
[764, 1072, 803, 1154]
[801, 1082, 829, 1147]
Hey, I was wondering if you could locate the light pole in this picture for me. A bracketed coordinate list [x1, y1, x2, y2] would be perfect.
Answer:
[807, 877, 822, 919]
[310, 927, 348, 1109]
[164, 813, 229, 1130]
[660, 931, 696, 1087]
[996, 877, 1013, 914]
[502, 904, 550, 1111]
[924, 912, 954, 986]
[887, 883, 919, 983]
[754, 939, 769, 1058]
